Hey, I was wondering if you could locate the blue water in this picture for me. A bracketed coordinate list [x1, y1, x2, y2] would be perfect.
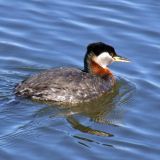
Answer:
[0, 0, 160, 160]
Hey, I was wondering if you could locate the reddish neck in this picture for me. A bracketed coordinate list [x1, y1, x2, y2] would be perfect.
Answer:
[86, 60, 115, 86]
[90, 60, 113, 76]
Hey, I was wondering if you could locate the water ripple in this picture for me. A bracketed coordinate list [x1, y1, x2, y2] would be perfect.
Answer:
[0, 0, 160, 159]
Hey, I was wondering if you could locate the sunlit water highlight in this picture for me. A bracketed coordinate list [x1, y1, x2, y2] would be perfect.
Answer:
[0, 0, 160, 160]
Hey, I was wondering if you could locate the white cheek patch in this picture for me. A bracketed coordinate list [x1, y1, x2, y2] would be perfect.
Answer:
[93, 52, 114, 68]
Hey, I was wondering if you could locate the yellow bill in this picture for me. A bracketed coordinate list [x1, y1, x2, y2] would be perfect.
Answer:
[113, 55, 130, 62]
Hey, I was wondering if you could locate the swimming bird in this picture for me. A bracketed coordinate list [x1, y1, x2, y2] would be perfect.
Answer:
[15, 42, 129, 105]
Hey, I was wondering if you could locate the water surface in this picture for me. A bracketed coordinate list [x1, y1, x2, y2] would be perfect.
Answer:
[0, 0, 160, 160]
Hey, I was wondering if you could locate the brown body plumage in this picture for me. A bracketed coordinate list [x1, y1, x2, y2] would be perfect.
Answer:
[15, 42, 129, 105]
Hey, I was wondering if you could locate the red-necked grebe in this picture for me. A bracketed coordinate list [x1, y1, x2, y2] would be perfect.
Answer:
[15, 42, 129, 104]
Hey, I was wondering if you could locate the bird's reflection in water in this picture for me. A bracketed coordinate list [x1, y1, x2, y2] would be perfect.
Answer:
[35, 77, 135, 137]
[66, 79, 134, 137]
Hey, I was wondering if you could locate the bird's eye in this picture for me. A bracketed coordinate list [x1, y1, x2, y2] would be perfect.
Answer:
[110, 53, 114, 57]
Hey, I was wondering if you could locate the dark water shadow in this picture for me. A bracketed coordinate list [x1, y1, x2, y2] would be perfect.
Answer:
[66, 78, 135, 137]
[33, 77, 135, 137]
